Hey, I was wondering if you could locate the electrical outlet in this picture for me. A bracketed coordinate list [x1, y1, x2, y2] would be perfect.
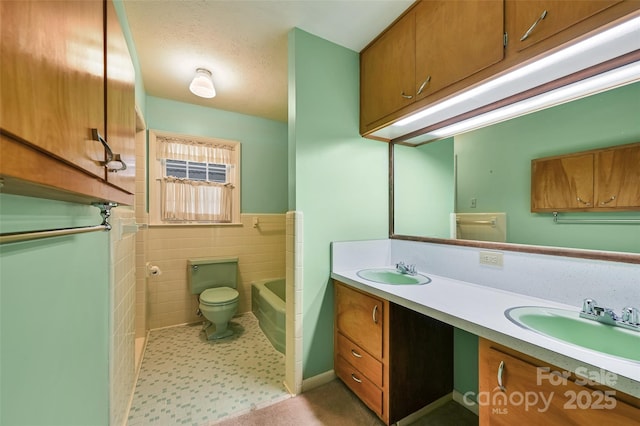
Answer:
[470, 198, 477, 208]
[479, 251, 503, 267]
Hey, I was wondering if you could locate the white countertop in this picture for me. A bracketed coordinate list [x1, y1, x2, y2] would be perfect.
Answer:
[331, 267, 640, 398]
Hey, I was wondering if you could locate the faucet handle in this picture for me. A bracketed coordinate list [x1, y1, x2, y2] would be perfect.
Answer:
[581, 298, 598, 315]
[622, 306, 640, 325]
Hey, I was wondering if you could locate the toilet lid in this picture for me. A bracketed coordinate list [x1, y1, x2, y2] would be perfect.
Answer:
[200, 287, 239, 305]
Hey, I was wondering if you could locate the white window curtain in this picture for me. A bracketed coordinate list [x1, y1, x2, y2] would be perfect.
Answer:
[161, 178, 233, 222]
[158, 136, 233, 164]
[157, 136, 235, 222]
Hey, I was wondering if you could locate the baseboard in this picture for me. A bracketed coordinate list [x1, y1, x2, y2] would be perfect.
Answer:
[396, 393, 452, 426]
[453, 389, 479, 416]
[301, 369, 336, 393]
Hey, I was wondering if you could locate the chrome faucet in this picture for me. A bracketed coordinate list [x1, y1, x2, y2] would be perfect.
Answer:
[395, 261, 417, 276]
[580, 298, 640, 332]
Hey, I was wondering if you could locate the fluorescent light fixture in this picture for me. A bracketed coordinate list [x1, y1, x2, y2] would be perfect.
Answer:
[416, 61, 640, 142]
[189, 68, 216, 98]
[372, 15, 640, 143]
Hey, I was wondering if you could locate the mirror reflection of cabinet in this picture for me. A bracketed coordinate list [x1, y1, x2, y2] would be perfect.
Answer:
[531, 142, 640, 212]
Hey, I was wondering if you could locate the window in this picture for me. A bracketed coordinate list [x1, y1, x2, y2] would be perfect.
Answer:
[149, 131, 241, 224]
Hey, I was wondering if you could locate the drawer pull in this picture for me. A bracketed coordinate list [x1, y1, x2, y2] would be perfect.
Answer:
[497, 360, 506, 392]
[351, 349, 363, 358]
[600, 195, 616, 205]
[400, 91, 413, 99]
[520, 9, 547, 41]
[576, 196, 591, 206]
[416, 75, 431, 95]
[372, 305, 378, 324]
[351, 374, 362, 384]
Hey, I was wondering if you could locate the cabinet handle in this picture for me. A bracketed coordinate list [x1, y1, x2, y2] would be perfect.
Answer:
[400, 91, 413, 99]
[372, 305, 378, 324]
[497, 360, 506, 392]
[351, 349, 363, 358]
[351, 374, 362, 384]
[91, 128, 127, 173]
[520, 10, 547, 41]
[600, 195, 616, 205]
[576, 197, 591, 206]
[416, 76, 431, 95]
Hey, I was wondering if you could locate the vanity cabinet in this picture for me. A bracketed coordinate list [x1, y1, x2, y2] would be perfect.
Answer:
[479, 338, 640, 425]
[531, 142, 640, 212]
[334, 281, 453, 425]
[0, 0, 135, 205]
[360, 0, 504, 132]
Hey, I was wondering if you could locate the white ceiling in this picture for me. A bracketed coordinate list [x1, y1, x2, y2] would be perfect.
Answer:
[123, 0, 414, 122]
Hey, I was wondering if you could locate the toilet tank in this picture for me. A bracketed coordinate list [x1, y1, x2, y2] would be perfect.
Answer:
[187, 257, 238, 294]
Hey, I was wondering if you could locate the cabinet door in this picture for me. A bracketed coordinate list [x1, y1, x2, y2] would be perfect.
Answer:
[335, 282, 384, 359]
[105, 0, 136, 193]
[508, 0, 622, 53]
[415, 0, 504, 100]
[595, 144, 640, 209]
[531, 153, 594, 211]
[360, 11, 415, 128]
[479, 339, 640, 425]
[0, 0, 105, 179]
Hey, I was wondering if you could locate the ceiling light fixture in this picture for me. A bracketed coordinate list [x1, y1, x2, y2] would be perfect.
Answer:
[189, 68, 216, 98]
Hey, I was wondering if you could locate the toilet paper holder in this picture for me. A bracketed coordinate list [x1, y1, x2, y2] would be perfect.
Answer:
[146, 262, 162, 277]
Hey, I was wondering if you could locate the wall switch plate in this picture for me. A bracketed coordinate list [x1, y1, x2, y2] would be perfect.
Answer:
[479, 251, 503, 267]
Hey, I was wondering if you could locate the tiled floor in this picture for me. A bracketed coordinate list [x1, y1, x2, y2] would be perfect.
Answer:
[127, 313, 290, 425]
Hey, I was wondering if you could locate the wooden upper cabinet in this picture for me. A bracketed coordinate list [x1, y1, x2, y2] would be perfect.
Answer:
[507, 0, 622, 53]
[414, 0, 504, 101]
[0, 0, 135, 204]
[595, 144, 640, 209]
[360, 0, 504, 133]
[531, 153, 595, 210]
[360, 11, 416, 129]
[0, 0, 105, 179]
[531, 143, 640, 212]
[105, 0, 136, 194]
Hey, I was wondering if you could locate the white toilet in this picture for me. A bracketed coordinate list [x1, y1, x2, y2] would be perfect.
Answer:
[188, 257, 239, 340]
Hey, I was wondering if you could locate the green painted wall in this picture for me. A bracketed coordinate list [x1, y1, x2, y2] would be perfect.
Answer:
[113, 0, 146, 115]
[0, 194, 110, 425]
[456, 81, 640, 253]
[146, 96, 288, 213]
[288, 28, 389, 378]
[394, 138, 454, 237]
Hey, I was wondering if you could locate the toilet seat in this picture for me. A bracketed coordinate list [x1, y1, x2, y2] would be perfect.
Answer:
[200, 287, 239, 306]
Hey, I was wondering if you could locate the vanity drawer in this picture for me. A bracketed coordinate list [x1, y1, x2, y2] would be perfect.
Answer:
[335, 354, 383, 416]
[336, 332, 383, 387]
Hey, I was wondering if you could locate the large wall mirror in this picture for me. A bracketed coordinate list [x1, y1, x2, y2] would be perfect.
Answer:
[392, 81, 640, 261]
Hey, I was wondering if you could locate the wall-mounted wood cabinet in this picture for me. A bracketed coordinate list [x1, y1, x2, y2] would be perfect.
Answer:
[360, 0, 640, 137]
[506, 0, 622, 54]
[0, 0, 135, 205]
[479, 338, 640, 424]
[531, 142, 640, 212]
[334, 281, 453, 425]
[360, 0, 504, 131]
